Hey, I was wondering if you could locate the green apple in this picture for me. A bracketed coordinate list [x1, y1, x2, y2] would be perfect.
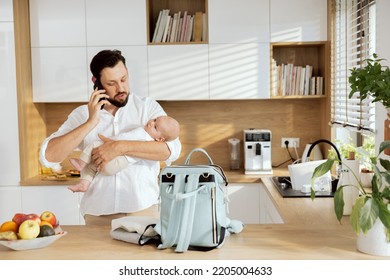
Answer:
[18, 220, 40, 240]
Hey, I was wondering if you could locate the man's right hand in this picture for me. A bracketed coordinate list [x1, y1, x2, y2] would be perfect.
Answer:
[87, 88, 109, 127]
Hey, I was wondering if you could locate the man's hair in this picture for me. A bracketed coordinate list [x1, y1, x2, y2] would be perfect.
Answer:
[90, 49, 126, 79]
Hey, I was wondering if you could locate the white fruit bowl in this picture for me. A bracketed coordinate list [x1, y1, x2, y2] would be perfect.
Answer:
[0, 227, 67, 251]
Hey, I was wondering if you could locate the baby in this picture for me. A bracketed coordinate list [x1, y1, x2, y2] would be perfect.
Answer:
[68, 115, 180, 192]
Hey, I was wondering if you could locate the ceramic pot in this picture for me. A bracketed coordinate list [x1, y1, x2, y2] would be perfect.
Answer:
[357, 219, 390, 256]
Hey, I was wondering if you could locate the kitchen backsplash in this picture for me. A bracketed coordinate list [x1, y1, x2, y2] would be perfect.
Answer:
[36, 98, 324, 178]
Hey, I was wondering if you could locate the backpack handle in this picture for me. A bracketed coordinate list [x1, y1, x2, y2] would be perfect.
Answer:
[185, 148, 214, 165]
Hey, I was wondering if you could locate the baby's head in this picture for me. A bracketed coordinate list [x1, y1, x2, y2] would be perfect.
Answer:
[145, 116, 180, 142]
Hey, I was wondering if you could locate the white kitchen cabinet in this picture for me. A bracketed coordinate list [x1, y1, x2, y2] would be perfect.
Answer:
[270, 0, 327, 42]
[85, 0, 146, 46]
[22, 186, 83, 225]
[87, 46, 149, 98]
[0, 20, 20, 185]
[29, 0, 86, 47]
[227, 183, 283, 224]
[31, 47, 89, 102]
[0, 0, 13, 22]
[227, 184, 261, 224]
[0, 187, 22, 222]
[259, 186, 283, 224]
[208, 0, 270, 44]
[147, 45, 209, 100]
[209, 43, 270, 99]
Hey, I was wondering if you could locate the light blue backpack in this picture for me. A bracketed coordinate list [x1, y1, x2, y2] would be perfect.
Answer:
[154, 148, 229, 253]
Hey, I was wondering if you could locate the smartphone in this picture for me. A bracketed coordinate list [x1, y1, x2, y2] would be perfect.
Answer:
[94, 80, 106, 109]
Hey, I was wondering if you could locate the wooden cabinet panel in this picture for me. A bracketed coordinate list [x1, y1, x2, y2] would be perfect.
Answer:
[31, 47, 89, 102]
[29, 0, 86, 47]
[208, 0, 270, 44]
[148, 44, 209, 100]
[209, 43, 270, 99]
[270, 0, 327, 42]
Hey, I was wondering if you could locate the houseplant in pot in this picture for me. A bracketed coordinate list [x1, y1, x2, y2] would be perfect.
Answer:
[349, 53, 390, 155]
[311, 140, 390, 256]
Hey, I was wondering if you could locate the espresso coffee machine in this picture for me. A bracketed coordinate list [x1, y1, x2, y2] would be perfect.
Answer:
[243, 129, 272, 174]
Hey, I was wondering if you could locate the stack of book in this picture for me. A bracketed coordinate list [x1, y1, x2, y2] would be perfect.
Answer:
[151, 10, 206, 43]
[271, 59, 324, 97]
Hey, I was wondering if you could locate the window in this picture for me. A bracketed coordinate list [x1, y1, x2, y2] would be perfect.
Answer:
[331, 0, 376, 135]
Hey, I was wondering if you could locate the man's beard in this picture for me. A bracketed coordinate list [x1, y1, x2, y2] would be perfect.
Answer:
[107, 92, 129, 108]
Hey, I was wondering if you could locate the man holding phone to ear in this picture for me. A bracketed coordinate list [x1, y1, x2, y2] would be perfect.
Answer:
[39, 49, 181, 225]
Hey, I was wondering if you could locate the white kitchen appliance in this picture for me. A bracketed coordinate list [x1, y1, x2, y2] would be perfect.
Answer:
[243, 129, 272, 174]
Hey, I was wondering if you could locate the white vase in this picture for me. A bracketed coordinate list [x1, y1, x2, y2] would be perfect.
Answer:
[357, 219, 390, 256]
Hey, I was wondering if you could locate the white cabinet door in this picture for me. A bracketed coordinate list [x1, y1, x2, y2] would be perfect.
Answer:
[22, 186, 82, 225]
[87, 46, 149, 98]
[209, 43, 270, 99]
[227, 184, 261, 224]
[259, 186, 283, 224]
[208, 0, 270, 44]
[0, 0, 13, 22]
[85, 0, 146, 46]
[148, 45, 209, 100]
[0, 187, 22, 222]
[29, 0, 86, 47]
[0, 22, 20, 185]
[270, 0, 327, 42]
[31, 47, 89, 102]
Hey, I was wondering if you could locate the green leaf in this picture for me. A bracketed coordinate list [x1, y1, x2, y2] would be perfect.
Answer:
[359, 198, 379, 234]
[377, 199, 390, 229]
[380, 158, 390, 172]
[350, 196, 366, 234]
[379, 141, 390, 154]
[333, 187, 344, 223]
[311, 159, 335, 184]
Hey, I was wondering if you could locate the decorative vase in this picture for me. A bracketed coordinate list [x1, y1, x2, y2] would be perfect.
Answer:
[357, 219, 390, 256]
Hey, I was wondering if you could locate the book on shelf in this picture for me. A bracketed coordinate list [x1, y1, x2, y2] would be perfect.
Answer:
[193, 11, 203, 42]
[151, 9, 206, 43]
[271, 61, 323, 97]
[154, 9, 170, 43]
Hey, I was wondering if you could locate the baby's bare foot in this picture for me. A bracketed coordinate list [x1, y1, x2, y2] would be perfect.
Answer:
[68, 179, 90, 193]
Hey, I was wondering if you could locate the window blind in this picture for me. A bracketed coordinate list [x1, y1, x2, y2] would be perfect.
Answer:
[331, 0, 376, 133]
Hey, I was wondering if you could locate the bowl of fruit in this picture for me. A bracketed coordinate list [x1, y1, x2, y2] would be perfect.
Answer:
[0, 211, 67, 251]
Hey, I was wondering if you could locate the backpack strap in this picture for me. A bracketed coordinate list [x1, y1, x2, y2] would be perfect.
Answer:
[175, 174, 200, 253]
[157, 174, 185, 250]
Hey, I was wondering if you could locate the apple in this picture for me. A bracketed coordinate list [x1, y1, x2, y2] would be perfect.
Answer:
[40, 220, 53, 229]
[18, 220, 40, 240]
[40, 211, 57, 227]
[12, 213, 27, 226]
[25, 213, 41, 224]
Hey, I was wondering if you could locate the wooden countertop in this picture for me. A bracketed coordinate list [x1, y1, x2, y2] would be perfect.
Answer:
[2, 169, 389, 259]
[1, 223, 388, 260]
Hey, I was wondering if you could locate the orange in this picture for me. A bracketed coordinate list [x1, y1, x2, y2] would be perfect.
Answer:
[40, 221, 53, 229]
[0, 221, 18, 233]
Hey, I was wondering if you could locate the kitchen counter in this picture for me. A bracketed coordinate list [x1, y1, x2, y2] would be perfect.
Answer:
[1, 169, 389, 259]
[0, 223, 388, 260]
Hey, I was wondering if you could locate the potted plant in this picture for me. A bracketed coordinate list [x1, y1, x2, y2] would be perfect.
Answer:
[349, 53, 390, 107]
[311, 140, 390, 256]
